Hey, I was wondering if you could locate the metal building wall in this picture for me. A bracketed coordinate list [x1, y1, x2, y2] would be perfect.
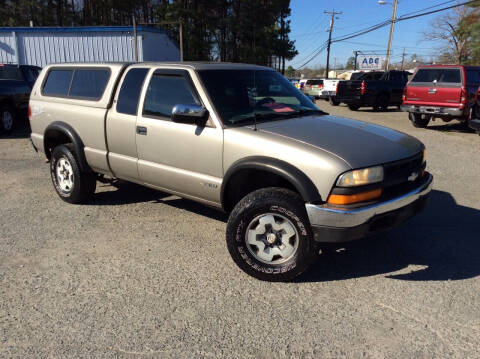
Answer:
[16, 31, 142, 67]
[0, 32, 18, 64]
[0, 28, 180, 67]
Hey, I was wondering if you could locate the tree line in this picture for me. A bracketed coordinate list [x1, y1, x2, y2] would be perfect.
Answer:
[0, 0, 298, 72]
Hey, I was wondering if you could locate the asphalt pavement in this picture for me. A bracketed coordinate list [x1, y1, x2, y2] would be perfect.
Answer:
[0, 103, 479, 358]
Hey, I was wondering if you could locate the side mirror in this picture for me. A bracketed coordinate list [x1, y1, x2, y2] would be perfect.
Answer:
[171, 104, 209, 125]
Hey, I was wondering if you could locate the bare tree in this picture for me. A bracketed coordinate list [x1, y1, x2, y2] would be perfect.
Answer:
[423, 4, 473, 64]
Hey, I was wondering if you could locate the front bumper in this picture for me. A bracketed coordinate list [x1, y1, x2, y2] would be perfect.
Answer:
[401, 104, 466, 117]
[306, 173, 433, 243]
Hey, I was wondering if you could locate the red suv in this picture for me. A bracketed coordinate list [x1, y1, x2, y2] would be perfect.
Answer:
[401, 65, 480, 132]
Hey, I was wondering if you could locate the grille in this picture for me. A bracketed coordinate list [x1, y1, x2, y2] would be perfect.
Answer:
[382, 152, 425, 199]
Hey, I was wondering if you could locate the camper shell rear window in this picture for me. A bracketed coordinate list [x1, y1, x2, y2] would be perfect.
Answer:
[42, 67, 111, 100]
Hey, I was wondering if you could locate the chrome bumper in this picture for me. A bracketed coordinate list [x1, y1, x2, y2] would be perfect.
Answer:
[306, 174, 433, 229]
[401, 105, 465, 117]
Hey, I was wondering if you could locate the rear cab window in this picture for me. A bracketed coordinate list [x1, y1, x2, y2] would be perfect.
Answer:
[42, 67, 111, 100]
[305, 80, 323, 85]
[116, 68, 150, 115]
[410, 68, 462, 86]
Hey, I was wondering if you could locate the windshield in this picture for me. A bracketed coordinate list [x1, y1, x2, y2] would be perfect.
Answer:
[198, 69, 321, 126]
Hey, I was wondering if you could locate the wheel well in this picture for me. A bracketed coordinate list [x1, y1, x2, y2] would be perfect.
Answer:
[44, 129, 72, 160]
[222, 169, 299, 212]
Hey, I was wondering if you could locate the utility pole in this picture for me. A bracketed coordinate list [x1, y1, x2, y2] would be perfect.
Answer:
[133, 15, 138, 62]
[400, 47, 406, 70]
[324, 9, 342, 79]
[384, 0, 398, 71]
[139, 20, 184, 62]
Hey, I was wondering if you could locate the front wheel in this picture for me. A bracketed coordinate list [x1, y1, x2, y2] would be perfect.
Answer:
[409, 112, 431, 128]
[226, 188, 317, 281]
[50, 144, 97, 204]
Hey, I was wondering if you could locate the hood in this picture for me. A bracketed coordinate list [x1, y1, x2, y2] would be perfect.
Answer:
[253, 115, 424, 168]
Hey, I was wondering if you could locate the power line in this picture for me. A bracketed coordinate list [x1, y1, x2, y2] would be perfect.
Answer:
[291, 0, 480, 69]
[332, 0, 480, 44]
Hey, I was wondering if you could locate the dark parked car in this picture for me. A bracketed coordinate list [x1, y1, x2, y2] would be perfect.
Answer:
[400, 65, 480, 131]
[336, 70, 410, 111]
[0, 64, 41, 133]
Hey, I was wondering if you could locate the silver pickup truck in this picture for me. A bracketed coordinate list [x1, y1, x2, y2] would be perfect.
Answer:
[29, 62, 433, 281]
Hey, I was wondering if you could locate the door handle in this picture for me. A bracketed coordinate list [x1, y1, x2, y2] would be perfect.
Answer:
[136, 126, 147, 135]
[428, 89, 437, 94]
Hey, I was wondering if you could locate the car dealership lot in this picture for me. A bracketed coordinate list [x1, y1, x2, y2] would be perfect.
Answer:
[1, 104, 479, 358]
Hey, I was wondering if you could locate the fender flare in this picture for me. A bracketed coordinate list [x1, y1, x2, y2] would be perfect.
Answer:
[221, 156, 322, 209]
[43, 121, 90, 172]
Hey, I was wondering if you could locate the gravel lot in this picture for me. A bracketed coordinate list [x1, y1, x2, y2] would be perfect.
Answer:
[1, 103, 479, 358]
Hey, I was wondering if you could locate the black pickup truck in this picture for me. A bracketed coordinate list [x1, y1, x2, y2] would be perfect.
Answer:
[0, 64, 41, 133]
[336, 70, 410, 111]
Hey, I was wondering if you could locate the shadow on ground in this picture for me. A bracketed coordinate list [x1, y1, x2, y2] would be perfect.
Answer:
[300, 189, 480, 282]
[426, 121, 476, 134]
[91, 183, 479, 282]
[92, 182, 227, 222]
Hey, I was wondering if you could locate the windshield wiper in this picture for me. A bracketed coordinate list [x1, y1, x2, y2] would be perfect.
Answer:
[281, 108, 328, 118]
[230, 112, 286, 124]
[229, 108, 327, 125]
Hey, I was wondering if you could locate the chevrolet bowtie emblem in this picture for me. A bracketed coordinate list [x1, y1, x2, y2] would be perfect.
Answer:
[408, 172, 419, 182]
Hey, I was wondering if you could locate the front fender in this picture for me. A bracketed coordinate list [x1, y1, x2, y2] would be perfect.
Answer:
[221, 156, 323, 208]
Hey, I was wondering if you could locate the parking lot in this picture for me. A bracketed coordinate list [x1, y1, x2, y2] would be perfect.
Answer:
[1, 103, 479, 358]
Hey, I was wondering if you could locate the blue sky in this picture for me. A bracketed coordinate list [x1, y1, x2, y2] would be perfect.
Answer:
[287, 0, 453, 69]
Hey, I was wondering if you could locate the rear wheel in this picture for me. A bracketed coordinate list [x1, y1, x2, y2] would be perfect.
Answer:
[329, 97, 340, 106]
[409, 112, 431, 128]
[226, 188, 317, 281]
[348, 104, 360, 111]
[50, 144, 96, 204]
[373, 95, 389, 112]
[0, 105, 15, 134]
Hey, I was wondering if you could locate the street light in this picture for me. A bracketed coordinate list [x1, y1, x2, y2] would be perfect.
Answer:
[379, 0, 398, 71]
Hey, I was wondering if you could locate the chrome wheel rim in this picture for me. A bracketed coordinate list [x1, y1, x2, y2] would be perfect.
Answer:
[56, 157, 74, 193]
[2, 110, 13, 130]
[245, 213, 299, 264]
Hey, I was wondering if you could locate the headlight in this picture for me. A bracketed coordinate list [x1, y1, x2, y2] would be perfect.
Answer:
[336, 166, 384, 187]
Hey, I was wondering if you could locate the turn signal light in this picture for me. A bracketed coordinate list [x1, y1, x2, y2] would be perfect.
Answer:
[327, 189, 382, 205]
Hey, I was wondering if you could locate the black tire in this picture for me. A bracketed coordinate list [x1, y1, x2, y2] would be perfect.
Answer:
[348, 104, 360, 111]
[50, 144, 96, 204]
[226, 187, 317, 281]
[0, 105, 15, 134]
[329, 97, 340, 106]
[409, 112, 431, 128]
[373, 95, 389, 112]
[472, 104, 480, 119]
